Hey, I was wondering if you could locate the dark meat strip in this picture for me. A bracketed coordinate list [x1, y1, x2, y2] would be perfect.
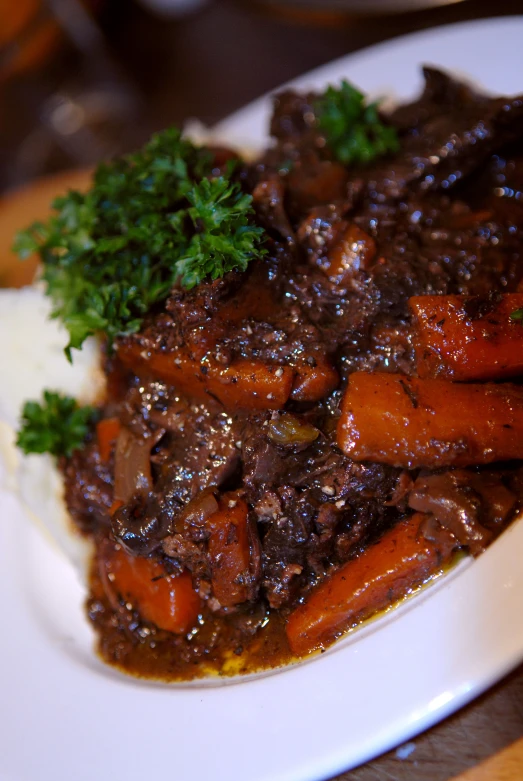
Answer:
[355, 67, 523, 199]
[408, 469, 517, 555]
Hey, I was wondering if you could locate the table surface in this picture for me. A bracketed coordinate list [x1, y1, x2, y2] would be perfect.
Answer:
[2, 0, 523, 777]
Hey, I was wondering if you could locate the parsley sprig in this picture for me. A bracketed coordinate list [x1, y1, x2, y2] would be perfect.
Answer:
[14, 128, 265, 359]
[315, 80, 399, 165]
[16, 391, 97, 458]
[175, 177, 266, 288]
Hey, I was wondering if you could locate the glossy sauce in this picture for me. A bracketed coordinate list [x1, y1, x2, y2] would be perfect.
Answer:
[88, 550, 296, 681]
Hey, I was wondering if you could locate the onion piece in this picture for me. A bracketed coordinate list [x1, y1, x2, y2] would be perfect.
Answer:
[114, 426, 164, 504]
[267, 412, 319, 447]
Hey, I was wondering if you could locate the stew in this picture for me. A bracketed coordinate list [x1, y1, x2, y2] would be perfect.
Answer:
[47, 67, 523, 679]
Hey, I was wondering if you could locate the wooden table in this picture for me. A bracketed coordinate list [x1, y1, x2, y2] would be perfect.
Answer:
[346, 667, 523, 780]
[1, 0, 523, 777]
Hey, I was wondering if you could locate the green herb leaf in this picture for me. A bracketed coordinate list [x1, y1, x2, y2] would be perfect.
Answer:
[14, 128, 265, 358]
[176, 177, 266, 289]
[315, 80, 399, 165]
[16, 391, 97, 458]
[510, 308, 523, 322]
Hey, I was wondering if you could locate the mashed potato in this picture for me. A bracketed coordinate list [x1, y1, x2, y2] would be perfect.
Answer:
[0, 286, 104, 573]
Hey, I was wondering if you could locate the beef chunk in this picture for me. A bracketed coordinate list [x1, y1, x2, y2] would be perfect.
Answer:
[367, 67, 523, 199]
[121, 381, 242, 504]
[270, 90, 318, 145]
[62, 440, 113, 534]
[408, 469, 517, 555]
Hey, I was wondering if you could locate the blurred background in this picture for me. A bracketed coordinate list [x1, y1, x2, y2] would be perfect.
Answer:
[0, 0, 521, 193]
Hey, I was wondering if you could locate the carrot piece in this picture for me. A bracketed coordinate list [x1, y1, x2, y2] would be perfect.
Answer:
[96, 417, 121, 462]
[337, 372, 523, 469]
[117, 340, 294, 410]
[106, 544, 201, 634]
[291, 357, 339, 402]
[410, 294, 523, 381]
[286, 513, 454, 656]
[207, 495, 259, 607]
[318, 224, 376, 284]
[109, 499, 124, 516]
[205, 359, 294, 410]
[117, 341, 208, 401]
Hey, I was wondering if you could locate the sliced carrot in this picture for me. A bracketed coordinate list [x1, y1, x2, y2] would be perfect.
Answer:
[117, 340, 294, 410]
[286, 513, 455, 656]
[106, 544, 201, 634]
[337, 372, 523, 469]
[96, 417, 121, 463]
[205, 359, 294, 410]
[207, 495, 259, 607]
[117, 341, 207, 400]
[117, 250, 336, 408]
[410, 293, 523, 381]
[291, 357, 339, 402]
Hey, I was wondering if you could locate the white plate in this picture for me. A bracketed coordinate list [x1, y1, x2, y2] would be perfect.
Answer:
[2, 16, 523, 781]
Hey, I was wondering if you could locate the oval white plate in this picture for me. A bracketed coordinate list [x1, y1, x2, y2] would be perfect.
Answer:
[2, 16, 523, 781]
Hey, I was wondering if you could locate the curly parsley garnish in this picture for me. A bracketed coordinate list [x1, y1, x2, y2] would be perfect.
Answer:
[14, 128, 265, 359]
[171, 176, 266, 289]
[16, 391, 97, 458]
[315, 80, 399, 165]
